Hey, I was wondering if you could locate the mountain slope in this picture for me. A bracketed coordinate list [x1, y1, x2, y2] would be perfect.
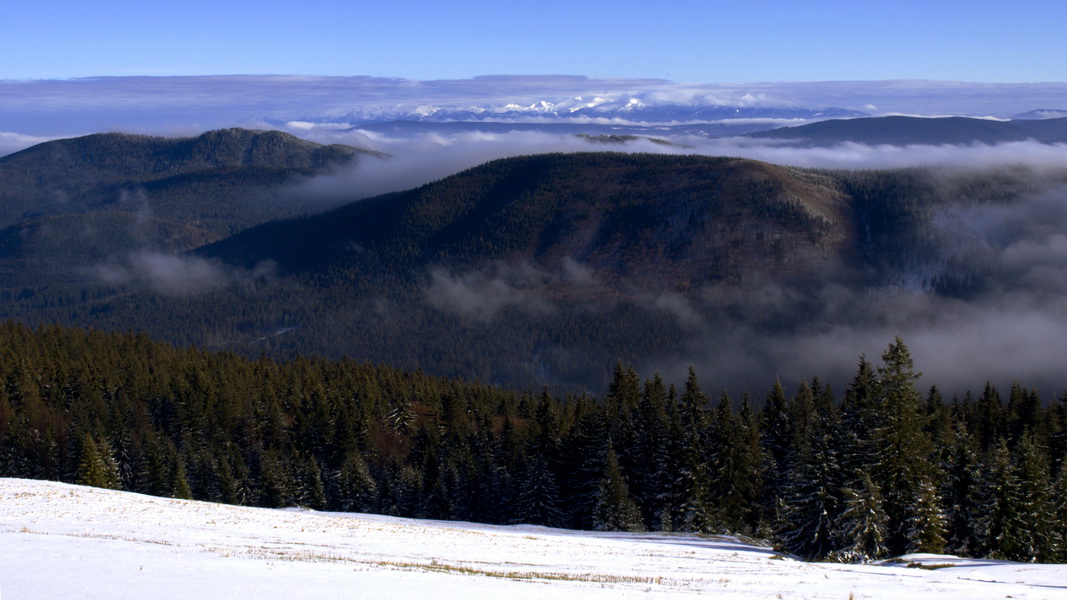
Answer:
[748, 115, 1067, 146]
[0, 128, 378, 284]
[204, 152, 856, 291]
[2, 149, 1065, 391]
[0, 128, 372, 225]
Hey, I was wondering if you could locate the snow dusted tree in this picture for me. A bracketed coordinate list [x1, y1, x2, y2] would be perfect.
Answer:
[77, 434, 121, 490]
[593, 442, 645, 532]
[941, 424, 982, 556]
[630, 374, 674, 530]
[510, 452, 563, 527]
[298, 454, 327, 510]
[560, 406, 610, 530]
[337, 451, 378, 512]
[777, 381, 845, 560]
[1009, 433, 1058, 562]
[709, 391, 766, 534]
[671, 368, 716, 533]
[1051, 467, 1067, 562]
[832, 470, 888, 563]
[904, 478, 946, 554]
[974, 439, 1025, 560]
[869, 337, 942, 555]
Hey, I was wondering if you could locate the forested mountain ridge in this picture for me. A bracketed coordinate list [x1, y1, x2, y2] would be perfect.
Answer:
[0, 128, 373, 225]
[747, 115, 1067, 146]
[2, 136, 1066, 391]
[202, 153, 856, 291]
[0, 128, 378, 285]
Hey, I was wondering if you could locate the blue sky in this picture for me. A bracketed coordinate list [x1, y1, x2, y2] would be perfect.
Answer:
[6, 0, 1067, 83]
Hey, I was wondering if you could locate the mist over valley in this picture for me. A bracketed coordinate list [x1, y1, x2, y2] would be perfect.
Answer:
[2, 113, 1067, 396]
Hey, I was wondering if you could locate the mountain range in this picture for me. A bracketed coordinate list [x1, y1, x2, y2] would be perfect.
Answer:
[2, 119, 1066, 391]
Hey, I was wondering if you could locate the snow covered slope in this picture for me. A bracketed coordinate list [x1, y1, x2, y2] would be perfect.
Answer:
[1, 478, 1065, 599]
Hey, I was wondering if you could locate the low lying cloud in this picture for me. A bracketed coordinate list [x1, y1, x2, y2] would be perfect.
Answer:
[417, 176, 1067, 397]
[0, 132, 54, 157]
[645, 183, 1067, 397]
[425, 264, 554, 321]
[282, 119, 1067, 204]
[92, 252, 275, 296]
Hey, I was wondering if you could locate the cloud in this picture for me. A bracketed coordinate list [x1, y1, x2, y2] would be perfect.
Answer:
[5, 76, 1067, 137]
[288, 129, 609, 201]
[0, 132, 54, 157]
[425, 263, 554, 321]
[639, 181, 1067, 397]
[92, 252, 274, 296]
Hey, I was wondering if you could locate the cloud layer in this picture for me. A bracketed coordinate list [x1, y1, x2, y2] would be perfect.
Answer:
[4, 76, 1067, 140]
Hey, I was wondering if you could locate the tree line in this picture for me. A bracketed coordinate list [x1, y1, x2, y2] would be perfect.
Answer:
[2, 320, 1066, 563]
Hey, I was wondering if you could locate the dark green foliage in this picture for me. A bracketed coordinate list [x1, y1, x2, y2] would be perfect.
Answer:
[0, 322, 1064, 563]
[592, 442, 645, 532]
[832, 471, 888, 563]
[76, 434, 121, 490]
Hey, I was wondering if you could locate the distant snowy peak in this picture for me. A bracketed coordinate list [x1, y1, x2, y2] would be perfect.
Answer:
[323, 98, 867, 125]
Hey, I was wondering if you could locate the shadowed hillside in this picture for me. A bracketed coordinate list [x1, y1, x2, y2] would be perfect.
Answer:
[2, 147, 1066, 391]
[748, 115, 1067, 146]
[0, 128, 379, 284]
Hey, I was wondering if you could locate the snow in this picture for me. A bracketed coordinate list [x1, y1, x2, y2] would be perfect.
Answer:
[2, 478, 1066, 599]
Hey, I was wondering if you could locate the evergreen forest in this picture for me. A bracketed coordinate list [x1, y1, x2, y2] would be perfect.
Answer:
[2, 320, 1066, 564]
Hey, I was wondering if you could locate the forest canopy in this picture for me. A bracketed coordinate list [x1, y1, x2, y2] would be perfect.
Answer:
[2, 321, 1066, 563]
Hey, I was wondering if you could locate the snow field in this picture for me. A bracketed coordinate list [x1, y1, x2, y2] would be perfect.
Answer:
[1, 478, 1065, 599]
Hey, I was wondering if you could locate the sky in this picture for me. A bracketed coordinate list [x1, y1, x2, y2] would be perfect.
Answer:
[5, 0, 1067, 83]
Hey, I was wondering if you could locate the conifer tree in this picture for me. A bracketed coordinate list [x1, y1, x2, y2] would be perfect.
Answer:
[709, 391, 765, 534]
[672, 368, 715, 532]
[869, 337, 941, 555]
[560, 408, 610, 530]
[592, 442, 645, 532]
[510, 452, 563, 527]
[337, 451, 379, 512]
[832, 470, 888, 563]
[1010, 434, 1058, 561]
[975, 440, 1026, 560]
[1051, 467, 1067, 562]
[77, 434, 121, 490]
[777, 409, 844, 560]
[905, 479, 947, 554]
[171, 459, 193, 500]
[759, 380, 791, 527]
[941, 424, 982, 556]
[630, 374, 673, 530]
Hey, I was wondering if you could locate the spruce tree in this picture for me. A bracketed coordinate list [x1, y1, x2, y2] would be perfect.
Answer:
[941, 424, 982, 556]
[337, 451, 379, 512]
[869, 337, 941, 555]
[832, 470, 888, 563]
[1011, 433, 1058, 561]
[592, 442, 645, 532]
[905, 479, 947, 554]
[510, 452, 563, 527]
[630, 374, 673, 530]
[777, 408, 844, 560]
[77, 434, 121, 490]
[975, 440, 1026, 560]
